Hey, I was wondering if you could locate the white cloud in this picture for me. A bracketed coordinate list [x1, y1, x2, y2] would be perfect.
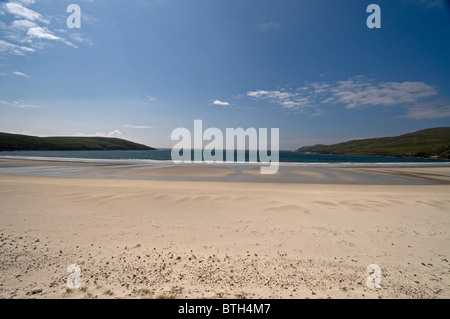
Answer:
[213, 100, 230, 106]
[20, 45, 34, 52]
[105, 130, 125, 139]
[123, 124, 153, 129]
[13, 71, 28, 77]
[5, 2, 49, 24]
[27, 26, 60, 41]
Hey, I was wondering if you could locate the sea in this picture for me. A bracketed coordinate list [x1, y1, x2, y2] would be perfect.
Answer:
[0, 149, 449, 167]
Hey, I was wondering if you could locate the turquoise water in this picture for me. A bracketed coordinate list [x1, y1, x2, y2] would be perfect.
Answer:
[0, 149, 447, 165]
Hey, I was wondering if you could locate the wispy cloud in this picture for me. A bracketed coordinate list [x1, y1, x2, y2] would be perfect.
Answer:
[246, 75, 449, 119]
[13, 70, 28, 77]
[402, 99, 450, 119]
[0, 39, 34, 55]
[212, 100, 230, 106]
[140, 95, 157, 106]
[255, 21, 280, 32]
[69, 32, 93, 46]
[247, 87, 322, 114]
[11, 1, 37, 7]
[405, 0, 447, 9]
[27, 26, 60, 40]
[123, 124, 153, 129]
[81, 12, 98, 25]
[0, 99, 46, 108]
[26, 25, 77, 47]
[325, 76, 437, 109]
[74, 130, 126, 139]
[11, 18, 38, 30]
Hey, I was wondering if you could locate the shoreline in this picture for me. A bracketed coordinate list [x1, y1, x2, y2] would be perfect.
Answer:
[2, 153, 449, 165]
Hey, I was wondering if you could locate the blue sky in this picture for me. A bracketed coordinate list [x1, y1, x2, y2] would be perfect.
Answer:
[0, 0, 449, 149]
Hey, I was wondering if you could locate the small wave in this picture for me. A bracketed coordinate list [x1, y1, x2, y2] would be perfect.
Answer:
[1, 155, 449, 168]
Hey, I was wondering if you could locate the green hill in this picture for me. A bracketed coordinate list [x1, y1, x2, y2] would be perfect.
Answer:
[0, 132, 156, 151]
[297, 127, 450, 160]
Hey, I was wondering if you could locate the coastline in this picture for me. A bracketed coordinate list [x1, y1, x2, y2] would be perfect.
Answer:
[297, 151, 450, 161]
[0, 159, 449, 299]
[0, 158, 449, 185]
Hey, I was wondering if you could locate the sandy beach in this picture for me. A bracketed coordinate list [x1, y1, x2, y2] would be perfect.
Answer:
[0, 159, 449, 299]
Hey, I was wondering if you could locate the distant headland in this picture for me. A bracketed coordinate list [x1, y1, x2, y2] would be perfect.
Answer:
[297, 127, 450, 160]
[0, 132, 156, 151]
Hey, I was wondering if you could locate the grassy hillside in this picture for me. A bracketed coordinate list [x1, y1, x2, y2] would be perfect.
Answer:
[297, 127, 450, 160]
[0, 132, 155, 151]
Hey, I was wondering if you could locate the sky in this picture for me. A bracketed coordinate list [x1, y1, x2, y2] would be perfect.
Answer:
[0, 0, 449, 150]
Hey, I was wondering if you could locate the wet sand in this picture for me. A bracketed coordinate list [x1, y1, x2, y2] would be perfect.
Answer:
[1, 158, 449, 185]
